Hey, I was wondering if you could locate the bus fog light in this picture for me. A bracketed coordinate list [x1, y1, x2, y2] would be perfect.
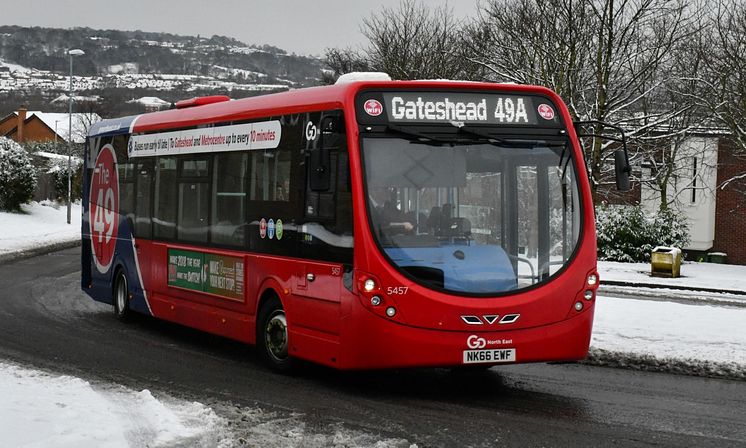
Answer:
[386, 306, 396, 317]
[584, 290, 593, 300]
[363, 279, 376, 292]
[574, 301, 583, 311]
[587, 274, 598, 286]
[370, 296, 382, 306]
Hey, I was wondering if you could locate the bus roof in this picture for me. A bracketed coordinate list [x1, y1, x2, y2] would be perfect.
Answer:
[88, 80, 559, 138]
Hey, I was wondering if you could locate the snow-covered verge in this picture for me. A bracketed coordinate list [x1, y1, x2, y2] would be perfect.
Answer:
[0, 362, 233, 447]
[598, 260, 746, 293]
[0, 361, 419, 448]
[0, 201, 81, 259]
[589, 296, 746, 380]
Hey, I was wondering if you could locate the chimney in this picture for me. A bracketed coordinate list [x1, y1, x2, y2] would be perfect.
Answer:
[16, 106, 27, 143]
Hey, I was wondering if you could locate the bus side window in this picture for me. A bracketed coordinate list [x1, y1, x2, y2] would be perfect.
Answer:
[117, 160, 136, 231]
[177, 157, 210, 243]
[212, 152, 248, 246]
[301, 111, 353, 264]
[154, 157, 178, 239]
[135, 160, 153, 239]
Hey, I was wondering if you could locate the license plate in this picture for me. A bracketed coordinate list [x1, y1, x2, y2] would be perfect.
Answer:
[462, 348, 516, 364]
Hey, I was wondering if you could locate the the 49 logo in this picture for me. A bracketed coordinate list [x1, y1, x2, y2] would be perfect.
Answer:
[467, 335, 487, 349]
[89, 144, 119, 273]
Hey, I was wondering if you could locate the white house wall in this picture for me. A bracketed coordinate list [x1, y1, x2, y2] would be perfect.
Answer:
[640, 136, 718, 251]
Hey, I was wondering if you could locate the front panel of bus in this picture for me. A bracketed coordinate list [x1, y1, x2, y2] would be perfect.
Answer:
[343, 86, 598, 368]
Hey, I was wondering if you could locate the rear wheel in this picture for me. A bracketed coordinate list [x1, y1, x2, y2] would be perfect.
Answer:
[113, 271, 131, 322]
[257, 296, 295, 372]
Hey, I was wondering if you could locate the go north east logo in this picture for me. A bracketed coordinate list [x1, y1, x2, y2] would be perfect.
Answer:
[467, 335, 487, 349]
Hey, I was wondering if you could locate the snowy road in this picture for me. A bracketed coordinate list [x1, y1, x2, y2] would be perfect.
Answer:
[1, 247, 744, 447]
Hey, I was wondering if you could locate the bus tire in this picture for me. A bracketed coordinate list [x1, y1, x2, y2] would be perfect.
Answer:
[113, 270, 131, 322]
[257, 296, 295, 372]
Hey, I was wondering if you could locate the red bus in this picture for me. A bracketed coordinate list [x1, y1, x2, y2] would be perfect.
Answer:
[82, 77, 621, 371]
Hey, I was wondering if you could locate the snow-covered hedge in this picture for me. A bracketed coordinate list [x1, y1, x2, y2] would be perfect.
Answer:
[596, 204, 690, 262]
[50, 161, 83, 202]
[0, 137, 37, 211]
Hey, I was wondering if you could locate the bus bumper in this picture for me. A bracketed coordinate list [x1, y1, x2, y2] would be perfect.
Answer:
[336, 304, 594, 370]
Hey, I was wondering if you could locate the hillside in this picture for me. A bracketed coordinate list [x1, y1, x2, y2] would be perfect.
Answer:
[0, 26, 325, 117]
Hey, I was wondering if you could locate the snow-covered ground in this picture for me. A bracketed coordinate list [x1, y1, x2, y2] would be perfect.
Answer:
[598, 260, 746, 306]
[592, 296, 746, 367]
[0, 362, 232, 447]
[599, 260, 746, 293]
[1, 202, 744, 444]
[0, 201, 81, 257]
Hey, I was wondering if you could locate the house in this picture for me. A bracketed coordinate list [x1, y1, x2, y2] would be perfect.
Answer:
[639, 135, 746, 265]
[0, 106, 101, 144]
[126, 96, 171, 112]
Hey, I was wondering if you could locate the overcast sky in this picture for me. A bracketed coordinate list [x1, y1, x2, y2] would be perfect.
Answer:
[0, 0, 479, 56]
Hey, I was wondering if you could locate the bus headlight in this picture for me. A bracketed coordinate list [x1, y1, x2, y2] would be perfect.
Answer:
[386, 307, 396, 317]
[587, 274, 598, 286]
[584, 290, 593, 300]
[363, 278, 376, 292]
[370, 296, 382, 306]
[574, 301, 583, 311]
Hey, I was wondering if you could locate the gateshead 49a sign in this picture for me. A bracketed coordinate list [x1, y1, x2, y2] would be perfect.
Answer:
[89, 144, 119, 273]
[356, 91, 562, 127]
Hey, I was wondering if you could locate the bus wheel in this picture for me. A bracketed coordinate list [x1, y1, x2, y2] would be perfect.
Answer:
[257, 297, 295, 372]
[113, 271, 131, 322]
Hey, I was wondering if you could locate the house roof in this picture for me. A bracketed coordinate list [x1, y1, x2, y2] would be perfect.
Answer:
[127, 96, 171, 107]
[1, 111, 101, 143]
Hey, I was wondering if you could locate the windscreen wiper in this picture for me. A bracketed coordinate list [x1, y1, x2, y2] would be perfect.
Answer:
[385, 124, 448, 145]
[454, 124, 567, 148]
[453, 124, 508, 145]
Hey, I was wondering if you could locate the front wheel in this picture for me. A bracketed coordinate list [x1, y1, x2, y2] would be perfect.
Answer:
[113, 271, 131, 322]
[256, 296, 295, 372]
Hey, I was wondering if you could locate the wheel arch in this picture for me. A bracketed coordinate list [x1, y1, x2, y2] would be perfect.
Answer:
[254, 277, 285, 317]
[110, 262, 128, 300]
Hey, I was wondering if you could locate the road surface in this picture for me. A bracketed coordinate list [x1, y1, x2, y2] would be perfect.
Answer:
[0, 247, 744, 447]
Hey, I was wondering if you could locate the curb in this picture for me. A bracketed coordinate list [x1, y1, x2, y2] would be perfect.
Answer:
[601, 279, 746, 296]
[598, 284, 746, 308]
[583, 347, 746, 381]
[0, 239, 81, 265]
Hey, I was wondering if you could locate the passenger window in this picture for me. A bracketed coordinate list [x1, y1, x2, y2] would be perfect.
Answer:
[249, 148, 291, 202]
[135, 160, 153, 238]
[154, 157, 177, 239]
[177, 157, 210, 243]
[212, 152, 248, 246]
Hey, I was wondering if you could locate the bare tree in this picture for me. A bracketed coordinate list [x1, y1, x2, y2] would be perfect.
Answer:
[468, 0, 699, 201]
[321, 47, 370, 84]
[324, 0, 482, 82]
[697, 0, 746, 152]
[692, 0, 746, 196]
[632, 10, 716, 210]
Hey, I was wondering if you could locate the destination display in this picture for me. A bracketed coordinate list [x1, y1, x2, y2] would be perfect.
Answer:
[128, 120, 281, 158]
[357, 91, 562, 126]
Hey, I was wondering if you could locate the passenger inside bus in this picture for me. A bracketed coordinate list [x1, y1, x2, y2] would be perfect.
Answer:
[368, 188, 414, 236]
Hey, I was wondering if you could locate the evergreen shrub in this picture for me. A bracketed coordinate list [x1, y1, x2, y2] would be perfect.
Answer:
[596, 204, 690, 262]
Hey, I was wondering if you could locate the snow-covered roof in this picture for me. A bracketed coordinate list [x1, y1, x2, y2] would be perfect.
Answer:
[51, 94, 102, 104]
[10, 111, 102, 143]
[0, 58, 31, 74]
[127, 96, 171, 108]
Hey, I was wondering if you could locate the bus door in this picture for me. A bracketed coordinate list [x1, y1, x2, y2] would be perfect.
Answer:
[289, 112, 353, 336]
[500, 145, 579, 286]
